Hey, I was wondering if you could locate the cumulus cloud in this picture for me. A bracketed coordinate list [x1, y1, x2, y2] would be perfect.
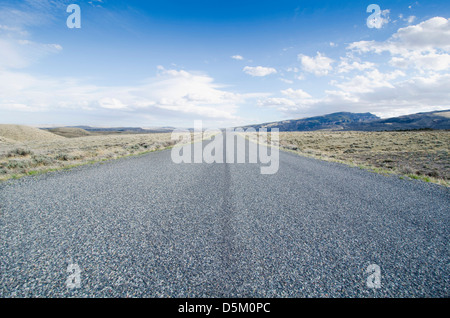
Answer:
[257, 87, 312, 112]
[281, 88, 312, 99]
[298, 52, 334, 76]
[279, 78, 294, 84]
[392, 17, 450, 50]
[390, 51, 450, 71]
[231, 55, 244, 60]
[349, 17, 450, 72]
[98, 98, 127, 110]
[406, 15, 416, 24]
[332, 69, 406, 94]
[337, 58, 375, 73]
[243, 66, 277, 77]
[257, 98, 296, 107]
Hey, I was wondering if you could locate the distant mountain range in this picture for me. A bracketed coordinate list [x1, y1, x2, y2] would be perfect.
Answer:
[39, 110, 450, 136]
[238, 110, 450, 132]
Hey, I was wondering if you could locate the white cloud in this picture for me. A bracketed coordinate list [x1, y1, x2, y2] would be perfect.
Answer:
[243, 66, 277, 77]
[406, 15, 416, 24]
[257, 88, 312, 112]
[286, 67, 299, 73]
[257, 98, 297, 107]
[381, 9, 391, 27]
[0, 24, 28, 36]
[332, 69, 406, 94]
[98, 98, 127, 110]
[281, 88, 311, 99]
[392, 17, 450, 50]
[389, 50, 450, 71]
[231, 55, 244, 60]
[337, 58, 376, 73]
[286, 67, 306, 80]
[349, 17, 450, 54]
[298, 52, 334, 76]
[279, 78, 294, 84]
[349, 17, 450, 72]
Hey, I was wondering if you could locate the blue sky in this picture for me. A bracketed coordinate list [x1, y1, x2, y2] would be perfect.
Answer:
[0, 0, 450, 128]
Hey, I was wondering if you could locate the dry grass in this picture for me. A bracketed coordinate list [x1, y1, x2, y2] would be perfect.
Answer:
[434, 111, 450, 118]
[278, 131, 450, 186]
[0, 124, 65, 142]
[46, 127, 93, 138]
[0, 132, 177, 181]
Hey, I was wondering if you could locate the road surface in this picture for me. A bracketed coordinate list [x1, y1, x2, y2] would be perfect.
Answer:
[0, 134, 448, 297]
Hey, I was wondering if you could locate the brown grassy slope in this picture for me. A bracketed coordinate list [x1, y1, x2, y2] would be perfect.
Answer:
[435, 111, 450, 118]
[0, 124, 65, 142]
[46, 127, 92, 138]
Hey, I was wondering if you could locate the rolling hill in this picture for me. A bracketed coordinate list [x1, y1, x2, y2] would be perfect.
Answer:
[45, 127, 92, 138]
[0, 124, 65, 142]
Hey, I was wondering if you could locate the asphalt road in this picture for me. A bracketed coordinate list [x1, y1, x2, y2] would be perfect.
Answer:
[0, 133, 448, 297]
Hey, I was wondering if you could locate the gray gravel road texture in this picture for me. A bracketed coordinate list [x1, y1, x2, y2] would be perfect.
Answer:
[0, 133, 448, 297]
